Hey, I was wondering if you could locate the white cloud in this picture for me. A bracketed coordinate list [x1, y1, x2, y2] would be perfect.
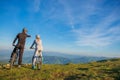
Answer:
[58, 0, 103, 29]
[33, 0, 41, 12]
[28, 0, 42, 13]
[58, 0, 120, 47]
[58, 0, 75, 29]
[28, 0, 120, 48]
[73, 22, 120, 47]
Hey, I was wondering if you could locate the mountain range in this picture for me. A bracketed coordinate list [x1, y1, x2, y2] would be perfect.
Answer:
[0, 50, 109, 64]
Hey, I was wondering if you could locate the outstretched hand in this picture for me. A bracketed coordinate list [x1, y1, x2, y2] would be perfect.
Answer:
[30, 47, 32, 49]
[12, 43, 16, 46]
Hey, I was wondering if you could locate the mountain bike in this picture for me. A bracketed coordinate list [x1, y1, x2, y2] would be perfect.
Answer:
[34, 55, 42, 70]
[10, 45, 19, 69]
[31, 48, 42, 70]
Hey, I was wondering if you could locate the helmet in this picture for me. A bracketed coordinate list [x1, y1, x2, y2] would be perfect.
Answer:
[22, 28, 27, 32]
[36, 35, 40, 39]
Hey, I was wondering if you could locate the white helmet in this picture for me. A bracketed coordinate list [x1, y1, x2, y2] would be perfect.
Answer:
[36, 35, 40, 39]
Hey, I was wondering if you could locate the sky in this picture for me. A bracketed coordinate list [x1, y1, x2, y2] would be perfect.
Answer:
[0, 0, 120, 57]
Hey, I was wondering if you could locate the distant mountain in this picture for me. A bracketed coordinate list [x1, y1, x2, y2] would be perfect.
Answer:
[41, 56, 71, 64]
[23, 56, 107, 64]
[0, 50, 108, 64]
[43, 52, 82, 59]
[71, 56, 107, 63]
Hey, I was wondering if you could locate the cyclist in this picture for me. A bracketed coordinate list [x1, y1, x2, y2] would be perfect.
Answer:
[30, 35, 43, 70]
[9, 28, 31, 67]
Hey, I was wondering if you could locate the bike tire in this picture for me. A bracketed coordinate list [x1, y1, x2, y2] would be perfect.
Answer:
[37, 58, 42, 70]
[10, 53, 16, 69]
[35, 60, 42, 70]
[37, 62, 41, 70]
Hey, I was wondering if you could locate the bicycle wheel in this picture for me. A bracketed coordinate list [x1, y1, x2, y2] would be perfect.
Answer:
[37, 57, 42, 70]
[10, 53, 16, 69]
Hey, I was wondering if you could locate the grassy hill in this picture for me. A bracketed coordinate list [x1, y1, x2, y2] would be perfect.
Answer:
[0, 58, 120, 80]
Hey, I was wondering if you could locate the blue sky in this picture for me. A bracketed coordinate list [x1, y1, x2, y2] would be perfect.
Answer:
[0, 0, 120, 57]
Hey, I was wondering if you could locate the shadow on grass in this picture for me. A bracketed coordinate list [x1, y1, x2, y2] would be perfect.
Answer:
[78, 68, 89, 71]
[64, 74, 87, 80]
[0, 74, 9, 79]
[101, 67, 120, 80]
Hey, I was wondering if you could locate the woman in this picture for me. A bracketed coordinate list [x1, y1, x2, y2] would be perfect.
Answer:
[30, 35, 43, 69]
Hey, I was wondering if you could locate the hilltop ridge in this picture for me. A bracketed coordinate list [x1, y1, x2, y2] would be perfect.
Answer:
[0, 58, 120, 80]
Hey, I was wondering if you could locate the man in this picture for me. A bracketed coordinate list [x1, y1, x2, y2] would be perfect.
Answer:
[10, 28, 31, 67]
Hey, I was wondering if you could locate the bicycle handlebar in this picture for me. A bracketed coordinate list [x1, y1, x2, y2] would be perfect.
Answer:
[13, 45, 16, 46]
[30, 47, 35, 49]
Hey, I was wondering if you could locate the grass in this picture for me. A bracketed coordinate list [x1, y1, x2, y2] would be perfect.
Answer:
[0, 58, 120, 80]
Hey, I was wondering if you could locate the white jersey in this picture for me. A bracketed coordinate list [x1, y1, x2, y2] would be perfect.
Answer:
[34, 39, 43, 51]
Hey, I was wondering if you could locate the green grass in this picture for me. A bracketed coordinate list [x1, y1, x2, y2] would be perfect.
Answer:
[0, 58, 120, 80]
